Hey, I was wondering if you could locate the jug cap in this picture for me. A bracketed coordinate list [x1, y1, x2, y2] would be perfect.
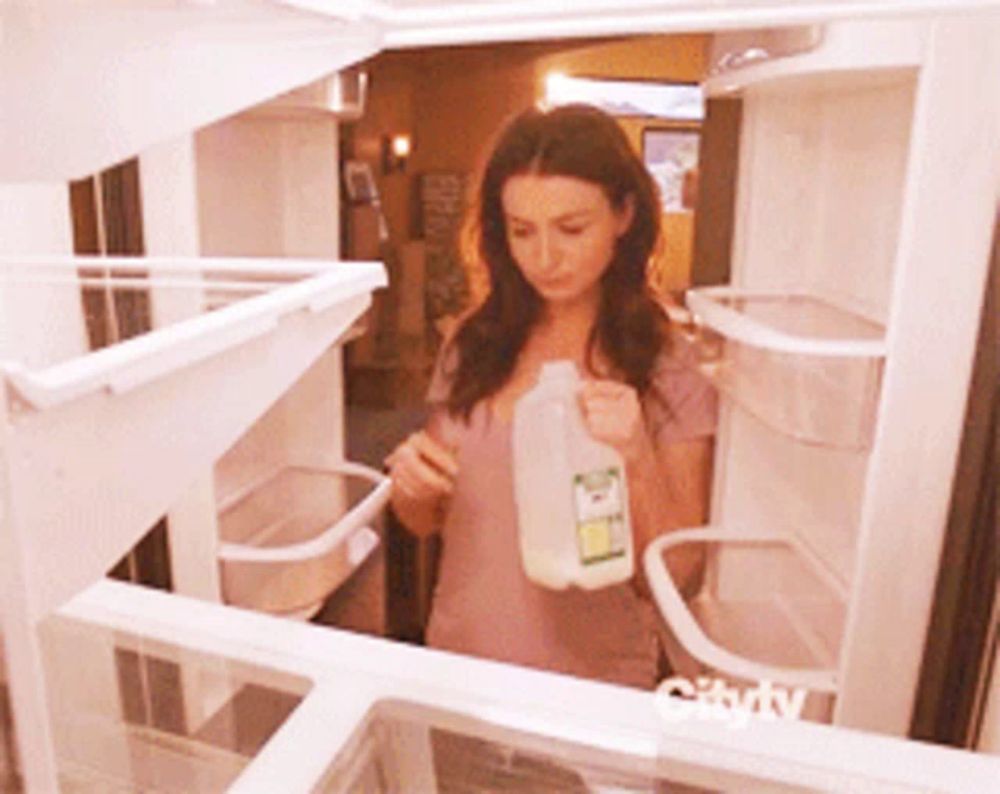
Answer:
[538, 360, 579, 382]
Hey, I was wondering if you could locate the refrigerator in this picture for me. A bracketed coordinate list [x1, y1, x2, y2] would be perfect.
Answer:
[1, 1, 999, 792]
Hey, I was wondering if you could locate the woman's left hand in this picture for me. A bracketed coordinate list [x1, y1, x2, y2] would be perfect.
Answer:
[577, 379, 652, 465]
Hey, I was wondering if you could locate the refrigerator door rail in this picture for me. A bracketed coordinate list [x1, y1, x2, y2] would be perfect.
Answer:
[686, 286, 886, 358]
[373, 0, 984, 50]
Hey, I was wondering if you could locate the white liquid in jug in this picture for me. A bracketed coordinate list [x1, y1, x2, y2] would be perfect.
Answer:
[512, 360, 634, 590]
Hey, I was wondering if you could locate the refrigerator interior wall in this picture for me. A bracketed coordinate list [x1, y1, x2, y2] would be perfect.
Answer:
[195, 114, 342, 262]
[699, 51, 918, 704]
[194, 110, 345, 502]
[168, 109, 387, 626]
[729, 75, 915, 318]
[0, 267, 93, 374]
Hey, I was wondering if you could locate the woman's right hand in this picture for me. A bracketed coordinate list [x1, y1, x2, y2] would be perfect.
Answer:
[385, 430, 458, 504]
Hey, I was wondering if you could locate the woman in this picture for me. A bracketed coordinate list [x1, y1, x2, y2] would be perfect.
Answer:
[386, 103, 715, 690]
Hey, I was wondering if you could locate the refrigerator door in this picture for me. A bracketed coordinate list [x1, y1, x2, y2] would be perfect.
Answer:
[650, 12, 1000, 738]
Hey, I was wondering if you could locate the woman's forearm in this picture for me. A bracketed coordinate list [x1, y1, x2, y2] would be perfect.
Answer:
[624, 437, 712, 598]
[385, 423, 457, 538]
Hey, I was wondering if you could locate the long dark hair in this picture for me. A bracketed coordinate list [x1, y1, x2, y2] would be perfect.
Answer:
[445, 102, 670, 419]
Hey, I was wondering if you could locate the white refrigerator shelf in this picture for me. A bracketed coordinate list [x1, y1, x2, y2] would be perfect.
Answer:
[685, 287, 886, 358]
[0, 256, 386, 410]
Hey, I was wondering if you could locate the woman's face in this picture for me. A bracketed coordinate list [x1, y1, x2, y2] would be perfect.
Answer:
[501, 173, 633, 310]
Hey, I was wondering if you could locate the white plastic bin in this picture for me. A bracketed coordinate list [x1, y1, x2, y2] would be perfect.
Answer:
[217, 463, 391, 619]
[644, 527, 844, 721]
[686, 287, 886, 450]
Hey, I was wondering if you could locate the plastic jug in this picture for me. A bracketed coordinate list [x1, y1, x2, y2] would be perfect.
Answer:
[512, 360, 634, 590]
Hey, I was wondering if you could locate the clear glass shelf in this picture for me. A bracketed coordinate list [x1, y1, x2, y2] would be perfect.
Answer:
[37, 613, 311, 794]
[48, 579, 1000, 794]
[316, 708, 809, 794]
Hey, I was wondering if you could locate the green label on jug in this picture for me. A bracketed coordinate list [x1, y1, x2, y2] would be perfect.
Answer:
[573, 467, 627, 565]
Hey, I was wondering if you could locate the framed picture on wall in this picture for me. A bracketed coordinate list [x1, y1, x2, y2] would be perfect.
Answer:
[343, 159, 378, 204]
[642, 127, 700, 213]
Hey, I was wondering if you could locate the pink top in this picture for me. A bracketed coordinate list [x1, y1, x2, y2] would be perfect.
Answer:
[423, 338, 717, 690]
